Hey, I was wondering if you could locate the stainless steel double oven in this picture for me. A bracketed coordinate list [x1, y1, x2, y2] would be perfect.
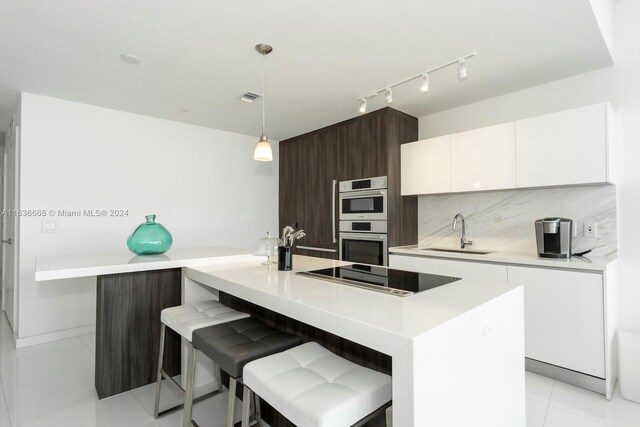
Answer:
[338, 176, 388, 266]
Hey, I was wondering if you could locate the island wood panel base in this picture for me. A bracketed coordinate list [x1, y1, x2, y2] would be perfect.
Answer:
[95, 268, 181, 399]
[220, 292, 391, 427]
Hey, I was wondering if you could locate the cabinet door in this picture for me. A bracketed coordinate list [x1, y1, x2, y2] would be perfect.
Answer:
[401, 136, 451, 195]
[279, 137, 307, 232]
[300, 128, 339, 253]
[508, 266, 605, 378]
[515, 104, 608, 188]
[281, 131, 339, 258]
[439, 259, 508, 284]
[450, 122, 516, 192]
[340, 112, 387, 180]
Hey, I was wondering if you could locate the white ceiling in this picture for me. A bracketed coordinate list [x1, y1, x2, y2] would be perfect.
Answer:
[0, 0, 612, 140]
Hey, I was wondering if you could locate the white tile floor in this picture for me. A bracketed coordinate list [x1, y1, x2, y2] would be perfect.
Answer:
[0, 314, 639, 427]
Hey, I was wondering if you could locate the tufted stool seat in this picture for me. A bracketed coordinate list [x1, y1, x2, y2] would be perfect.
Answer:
[160, 300, 250, 341]
[154, 300, 249, 419]
[242, 342, 392, 427]
[185, 317, 303, 427]
[192, 317, 303, 378]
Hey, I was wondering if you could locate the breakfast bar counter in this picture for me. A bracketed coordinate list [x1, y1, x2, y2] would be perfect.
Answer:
[35, 247, 253, 399]
[185, 255, 526, 427]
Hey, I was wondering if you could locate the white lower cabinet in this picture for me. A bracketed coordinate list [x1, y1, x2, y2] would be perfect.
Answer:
[508, 266, 605, 378]
[389, 255, 507, 284]
[389, 254, 607, 380]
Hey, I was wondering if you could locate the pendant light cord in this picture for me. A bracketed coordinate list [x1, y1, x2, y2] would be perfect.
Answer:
[262, 53, 266, 136]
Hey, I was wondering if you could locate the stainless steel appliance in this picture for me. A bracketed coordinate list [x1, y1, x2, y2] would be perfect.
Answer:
[339, 232, 388, 266]
[339, 176, 388, 266]
[339, 177, 387, 221]
[535, 217, 573, 258]
[297, 264, 461, 297]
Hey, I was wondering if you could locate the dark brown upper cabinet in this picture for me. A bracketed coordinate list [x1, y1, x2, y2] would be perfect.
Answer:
[279, 107, 418, 259]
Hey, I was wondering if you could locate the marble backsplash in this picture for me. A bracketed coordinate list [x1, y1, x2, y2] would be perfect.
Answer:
[417, 185, 617, 259]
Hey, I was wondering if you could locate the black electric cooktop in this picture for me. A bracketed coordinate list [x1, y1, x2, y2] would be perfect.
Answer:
[297, 264, 461, 297]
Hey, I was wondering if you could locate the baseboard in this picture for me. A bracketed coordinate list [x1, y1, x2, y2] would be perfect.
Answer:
[526, 358, 606, 395]
[15, 324, 96, 348]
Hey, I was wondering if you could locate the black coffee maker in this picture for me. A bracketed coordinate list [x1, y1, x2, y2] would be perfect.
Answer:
[535, 218, 573, 258]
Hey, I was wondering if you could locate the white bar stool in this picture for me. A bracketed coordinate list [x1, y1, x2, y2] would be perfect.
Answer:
[241, 342, 393, 427]
[153, 300, 250, 418]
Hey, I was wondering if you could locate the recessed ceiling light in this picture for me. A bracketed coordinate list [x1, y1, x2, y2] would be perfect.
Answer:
[120, 54, 141, 65]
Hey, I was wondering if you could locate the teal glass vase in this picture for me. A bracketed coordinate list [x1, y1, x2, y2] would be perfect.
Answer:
[127, 214, 173, 255]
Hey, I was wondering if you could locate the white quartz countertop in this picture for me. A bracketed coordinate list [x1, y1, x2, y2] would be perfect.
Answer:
[185, 255, 520, 354]
[389, 245, 612, 272]
[35, 247, 251, 281]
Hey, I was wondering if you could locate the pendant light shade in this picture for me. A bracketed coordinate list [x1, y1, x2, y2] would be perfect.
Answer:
[254, 134, 273, 161]
[254, 43, 274, 162]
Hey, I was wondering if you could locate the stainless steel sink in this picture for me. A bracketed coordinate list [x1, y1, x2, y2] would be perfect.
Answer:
[421, 247, 493, 255]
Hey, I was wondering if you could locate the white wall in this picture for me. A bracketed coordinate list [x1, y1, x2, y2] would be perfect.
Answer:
[16, 93, 279, 341]
[417, 0, 640, 333]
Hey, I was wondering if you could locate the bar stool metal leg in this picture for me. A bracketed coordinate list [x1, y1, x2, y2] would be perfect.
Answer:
[215, 363, 223, 393]
[241, 385, 251, 427]
[183, 343, 197, 427]
[254, 393, 262, 427]
[227, 377, 237, 427]
[153, 323, 167, 418]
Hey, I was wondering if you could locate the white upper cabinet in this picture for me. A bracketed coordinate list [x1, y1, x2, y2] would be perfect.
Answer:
[515, 103, 610, 188]
[400, 103, 612, 196]
[450, 123, 516, 192]
[401, 135, 451, 195]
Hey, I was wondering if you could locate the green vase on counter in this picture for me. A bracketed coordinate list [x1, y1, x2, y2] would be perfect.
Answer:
[127, 214, 173, 255]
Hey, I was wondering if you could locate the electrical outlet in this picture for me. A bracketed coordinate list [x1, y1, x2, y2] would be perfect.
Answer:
[478, 319, 492, 344]
[584, 222, 598, 238]
[41, 220, 59, 233]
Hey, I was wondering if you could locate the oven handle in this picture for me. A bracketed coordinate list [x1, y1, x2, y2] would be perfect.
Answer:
[332, 179, 337, 244]
[297, 246, 337, 253]
[339, 233, 387, 241]
[339, 189, 386, 198]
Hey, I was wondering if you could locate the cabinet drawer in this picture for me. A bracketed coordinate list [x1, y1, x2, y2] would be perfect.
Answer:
[439, 259, 508, 284]
[508, 266, 605, 378]
[389, 254, 440, 274]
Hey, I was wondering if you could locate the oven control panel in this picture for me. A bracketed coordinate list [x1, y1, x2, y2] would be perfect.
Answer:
[339, 176, 387, 193]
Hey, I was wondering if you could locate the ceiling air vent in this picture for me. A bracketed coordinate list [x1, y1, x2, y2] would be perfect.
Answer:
[240, 91, 262, 103]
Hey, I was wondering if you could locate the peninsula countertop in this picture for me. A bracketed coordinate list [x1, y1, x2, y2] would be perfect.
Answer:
[389, 245, 613, 272]
[35, 247, 251, 281]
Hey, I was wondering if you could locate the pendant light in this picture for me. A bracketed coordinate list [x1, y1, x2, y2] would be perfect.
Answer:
[254, 43, 273, 162]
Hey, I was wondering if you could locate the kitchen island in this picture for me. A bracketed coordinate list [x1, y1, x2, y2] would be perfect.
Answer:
[185, 255, 525, 427]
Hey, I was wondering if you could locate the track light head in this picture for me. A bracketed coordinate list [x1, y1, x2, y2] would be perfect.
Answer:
[457, 59, 468, 81]
[420, 74, 430, 92]
[359, 98, 367, 114]
[385, 88, 393, 104]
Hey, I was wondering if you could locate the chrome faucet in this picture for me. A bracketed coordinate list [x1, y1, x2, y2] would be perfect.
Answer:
[452, 213, 472, 249]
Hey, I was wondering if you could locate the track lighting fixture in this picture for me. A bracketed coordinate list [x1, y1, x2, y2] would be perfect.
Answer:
[420, 74, 430, 92]
[359, 98, 367, 113]
[355, 52, 476, 113]
[457, 59, 468, 81]
[385, 88, 393, 104]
